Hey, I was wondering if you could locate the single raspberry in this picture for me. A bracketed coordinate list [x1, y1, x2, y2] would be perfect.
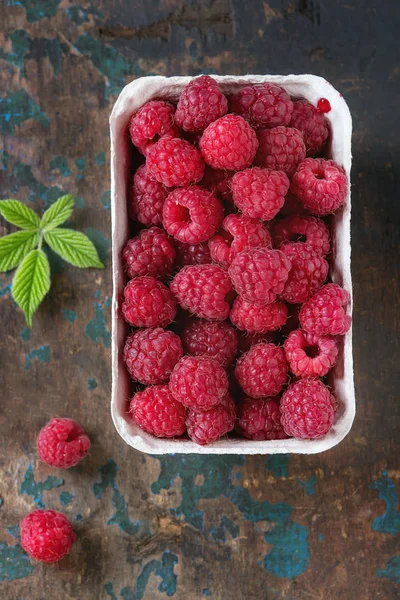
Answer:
[237, 331, 279, 353]
[235, 343, 288, 398]
[124, 328, 183, 385]
[280, 378, 337, 439]
[175, 75, 228, 132]
[284, 329, 338, 377]
[280, 191, 308, 216]
[129, 100, 179, 154]
[199, 114, 258, 171]
[129, 385, 186, 437]
[186, 394, 236, 445]
[208, 214, 272, 269]
[229, 83, 293, 128]
[237, 398, 288, 440]
[182, 320, 238, 367]
[20, 510, 76, 563]
[289, 99, 329, 156]
[230, 296, 287, 334]
[272, 214, 330, 256]
[122, 227, 176, 279]
[229, 248, 291, 306]
[147, 137, 204, 188]
[163, 186, 223, 244]
[122, 276, 176, 328]
[232, 167, 289, 221]
[171, 264, 232, 321]
[280, 242, 328, 304]
[299, 283, 352, 335]
[175, 240, 212, 267]
[291, 158, 347, 215]
[170, 356, 228, 411]
[255, 126, 306, 176]
[130, 164, 168, 227]
[200, 167, 234, 203]
[37, 418, 90, 469]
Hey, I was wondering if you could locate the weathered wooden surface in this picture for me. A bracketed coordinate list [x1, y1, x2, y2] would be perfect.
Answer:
[0, 1, 399, 598]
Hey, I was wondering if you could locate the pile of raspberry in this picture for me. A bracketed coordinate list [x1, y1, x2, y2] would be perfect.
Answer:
[122, 76, 351, 445]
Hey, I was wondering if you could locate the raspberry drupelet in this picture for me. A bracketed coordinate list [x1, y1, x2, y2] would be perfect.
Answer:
[129, 385, 186, 437]
[37, 418, 90, 469]
[122, 227, 176, 279]
[237, 398, 288, 441]
[147, 137, 205, 187]
[284, 329, 339, 377]
[186, 393, 236, 445]
[170, 356, 228, 411]
[291, 158, 347, 215]
[299, 283, 352, 335]
[129, 100, 179, 154]
[182, 320, 238, 367]
[232, 167, 289, 221]
[280, 242, 329, 304]
[20, 510, 76, 563]
[255, 126, 306, 176]
[175, 240, 212, 267]
[235, 343, 288, 398]
[175, 75, 228, 132]
[272, 214, 330, 256]
[230, 296, 288, 334]
[130, 164, 168, 227]
[229, 83, 294, 129]
[122, 276, 176, 328]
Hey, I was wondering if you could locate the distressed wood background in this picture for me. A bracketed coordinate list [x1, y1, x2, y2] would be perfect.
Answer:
[1, 1, 399, 598]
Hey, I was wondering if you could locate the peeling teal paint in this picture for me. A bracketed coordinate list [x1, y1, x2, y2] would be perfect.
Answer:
[202, 589, 212, 597]
[100, 190, 111, 210]
[75, 513, 83, 521]
[10, 159, 63, 208]
[104, 296, 112, 308]
[66, 5, 104, 25]
[59, 491, 74, 506]
[7, 525, 19, 538]
[49, 156, 70, 177]
[88, 377, 97, 390]
[264, 520, 309, 579]
[20, 465, 63, 508]
[0, 89, 49, 134]
[371, 471, 400, 534]
[40, 38, 63, 75]
[265, 455, 289, 478]
[75, 157, 86, 172]
[211, 515, 239, 542]
[24, 345, 51, 369]
[0, 30, 30, 69]
[62, 309, 77, 323]
[84, 228, 111, 263]
[105, 583, 118, 600]
[318, 534, 324, 541]
[6, 0, 62, 22]
[0, 539, 33, 581]
[1, 150, 11, 170]
[20, 327, 31, 342]
[96, 152, 106, 166]
[75, 196, 85, 208]
[299, 474, 316, 496]
[95, 290, 101, 299]
[85, 303, 111, 348]
[0, 281, 12, 297]
[377, 555, 400, 584]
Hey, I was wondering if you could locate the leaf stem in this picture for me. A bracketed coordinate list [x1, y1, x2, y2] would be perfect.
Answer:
[38, 230, 44, 250]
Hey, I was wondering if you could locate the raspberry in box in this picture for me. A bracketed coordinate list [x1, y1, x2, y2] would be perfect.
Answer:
[110, 74, 355, 455]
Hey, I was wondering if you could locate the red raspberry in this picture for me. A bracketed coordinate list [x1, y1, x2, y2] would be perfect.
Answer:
[208, 214, 272, 269]
[163, 186, 223, 244]
[299, 283, 352, 335]
[232, 167, 289, 221]
[229, 83, 293, 128]
[182, 320, 238, 367]
[170, 356, 228, 410]
[124, 328, 183, 385]
[171, 264, 232, 321]
[129, 385, 186, 437]
[147, 137, 204, 188]
[37, 418, 90, 469]
[237, 331, 279, 353]
[199, 114, 258, 171]
[175, 240, 212, 267]
[129, 100, 179, 154]
[289, 99, 329, 156]
[122, 227, 176, 279]
[280, 378, 337, 439]
[291, 158, 347, 215]
[130, 164, 168, 227]
[280, 242, 328, 304]
[20, 510, 76, 563]
[230, 296, 287, 334]
[280, 191, 308, 216]
[186, 393, 236, 445]
[272, 214, 330, 256]
[200, 167, 234, 203]
[122, 276, 176, 328]
[229, 248, 291, 306]
[284, 329, 338, 377]
[237, 398, 288, 440]
[175, 75, 228, 132]
[235, 343, 288, 398]
[255, 126, 306, 176]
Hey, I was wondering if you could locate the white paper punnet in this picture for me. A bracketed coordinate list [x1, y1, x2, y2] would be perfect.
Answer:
[110, 74, 354, 455]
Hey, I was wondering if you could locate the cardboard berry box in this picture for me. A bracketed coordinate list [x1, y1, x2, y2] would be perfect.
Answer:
[110, 74, 355, 455]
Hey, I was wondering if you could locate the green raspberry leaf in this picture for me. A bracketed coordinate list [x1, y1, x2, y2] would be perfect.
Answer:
[44, 228, 104, 268]
[0, 230, 39, 272]
[0, 199, 40, 229]
[12, 249, 51, 326]
[40, 194, 74, 230]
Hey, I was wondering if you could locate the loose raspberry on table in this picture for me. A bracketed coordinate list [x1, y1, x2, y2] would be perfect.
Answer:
[289, 99, 329, 156]
[284, 329, 338, 377]
[170, 355, 228, 411]
[235, 343, 288, 398]
[163, 186, 223, 244]
[129, 385, 186, 437]
[175, 240, 212, 267]
[122, 227, 176, 279]
[230, 296, 287, 334]
[255, 126, 306, 176]
[229, 83, 293, 128]
[280, 378, 337, 439]
[124, 328, 183, 385]
[182, 320, 238, 367]
[228, 248, 291, 306]
[186, 393, 236, 445]
[208, 213, 271, 269]
[37, 418, 90, 469]
[232, 167, 289, 221]
[171, 264, 232, 321]
[237, 398, 288, 440]
[129, 100, 179, 154]
[291, 158, 347, 215]
[122, 276, 176, 328]
[175, 75, 228, 132]
[299, 283, 351, 335]
[272, 214, 330, 256]
[20, 510, 76, 563]
[199, 114, 258, 171]
[200, 167, 234, 203]
[147, 137, 205, 187]
[130, 164, 168, 227]
[280, 242, 328, 304]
